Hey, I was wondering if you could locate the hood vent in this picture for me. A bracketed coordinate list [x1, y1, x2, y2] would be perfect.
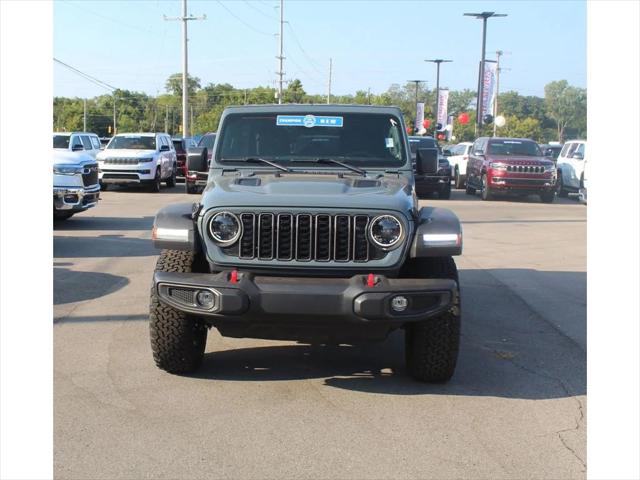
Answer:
[352, 179, 381, 188]
[234, 177, 262, 186]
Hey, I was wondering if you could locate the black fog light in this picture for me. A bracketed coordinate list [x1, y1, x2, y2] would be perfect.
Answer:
[196, 290, 215, 309]
[391, 295, 409, 312]
[64, 194, 78, 203]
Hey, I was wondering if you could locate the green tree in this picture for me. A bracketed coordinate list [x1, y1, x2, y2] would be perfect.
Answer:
[544, 80, 587, 142]
[497, 116, 543, 141]
[165, 73, 201, 97]
[284, 79, 306, 103]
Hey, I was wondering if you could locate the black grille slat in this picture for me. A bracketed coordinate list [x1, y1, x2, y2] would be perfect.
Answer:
[276, 214, 293, 260]
[353, 216, 370, 262]
[315, 215, 331, 261]
[258, 213, 274, 259]
[333, 215, 351, 261]
[296, 215, 312, 261]
[82, 164, 98, 186]
[239, 213, 255, 258]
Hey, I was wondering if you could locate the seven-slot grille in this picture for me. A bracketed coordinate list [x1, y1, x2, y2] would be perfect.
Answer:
[102, 157, 145, 165]
[505, 165, 545, 173]
[235, 213, 372, 262]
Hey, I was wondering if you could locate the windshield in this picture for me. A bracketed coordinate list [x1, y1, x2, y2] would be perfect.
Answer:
[217, 113, 407, 168]
[408, 137, 436, 154]
[198, 134, 216, 150]
[53, 135, 70, 149]
[107, 135, 156, 150]
[488, 139, 541, 156]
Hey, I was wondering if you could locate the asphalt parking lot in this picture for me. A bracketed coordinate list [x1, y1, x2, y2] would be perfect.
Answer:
[54, 186, 586, 479]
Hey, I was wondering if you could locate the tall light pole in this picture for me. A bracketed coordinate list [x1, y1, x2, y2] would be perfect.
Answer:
[164, 0, 206, 138]
[464, 11, 507, 134]
[425, 59, 452, 134]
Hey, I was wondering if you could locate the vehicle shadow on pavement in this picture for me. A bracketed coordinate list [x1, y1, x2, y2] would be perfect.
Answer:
[54, 267, 129, 305]
[54, 235, 158, 258]
[192, 268, 585, 400]
[54, 216, 155, 231]
[443, 189, 582, 205]
[103, 185, 187, 194]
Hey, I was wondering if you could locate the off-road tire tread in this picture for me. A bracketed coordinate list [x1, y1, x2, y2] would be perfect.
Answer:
[149, 249, 207, 373]
[405, 257, 461, 382]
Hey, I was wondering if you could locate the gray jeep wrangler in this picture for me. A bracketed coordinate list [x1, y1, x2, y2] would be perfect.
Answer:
[150, 105, 463, 382]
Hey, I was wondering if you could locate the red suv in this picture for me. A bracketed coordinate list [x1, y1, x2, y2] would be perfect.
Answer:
[465, 137, 556, 203]
[172, 137, 195, 178]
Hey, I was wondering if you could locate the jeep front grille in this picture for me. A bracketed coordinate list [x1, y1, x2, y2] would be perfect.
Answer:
[236, 213, 372, 262]
[506, 165, 545, 174]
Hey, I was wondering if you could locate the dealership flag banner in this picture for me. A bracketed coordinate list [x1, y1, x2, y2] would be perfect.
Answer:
[437, 89, 449, 128]
[414, 102, 425, 132]
[481, 60, 498, 118]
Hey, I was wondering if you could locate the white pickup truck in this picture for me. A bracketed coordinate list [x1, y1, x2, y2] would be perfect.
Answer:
[556, 140, 587, 198]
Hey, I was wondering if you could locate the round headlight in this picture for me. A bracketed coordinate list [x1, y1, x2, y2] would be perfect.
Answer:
[208, 211, 241, 245]
[369, 215, 403, 249]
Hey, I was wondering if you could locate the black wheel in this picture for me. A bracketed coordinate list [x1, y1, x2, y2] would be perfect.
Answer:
[540, 190, 555, 203]
[166, 165, 177, 187]
[465, 184, 476, 195]
[100, 182, 108, 191]
[438, 182, 451, 200]
[149, 168, 161, 193]
[454, 168, 464, 189]
[557, 171, 568, 198]
[186, 181, 198, 194]
[403, 257, 461, 383]
[149, 249, 207, 374]
[54, 211, 74, 221]
[480, 173, 493, 201]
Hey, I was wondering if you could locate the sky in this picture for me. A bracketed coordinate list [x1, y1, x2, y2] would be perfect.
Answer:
[53, 0, 586, 99]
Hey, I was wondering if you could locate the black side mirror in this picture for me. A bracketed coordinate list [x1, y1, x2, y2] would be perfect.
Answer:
[71, 144, 84, 151]
[159, 144, 170, 152]
[416, 148, 438, 175]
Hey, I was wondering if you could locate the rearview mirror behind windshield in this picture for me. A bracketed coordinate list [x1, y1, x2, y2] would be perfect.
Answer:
[416, 148, 438, 175]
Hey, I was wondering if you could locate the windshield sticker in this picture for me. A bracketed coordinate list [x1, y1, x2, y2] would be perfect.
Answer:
[385, 138, 394, 148]
[276, 115, 344, 128]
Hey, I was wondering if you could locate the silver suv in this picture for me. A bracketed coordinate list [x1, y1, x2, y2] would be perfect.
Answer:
[96, 132, 177, 192]
[53, 132, 102, 159]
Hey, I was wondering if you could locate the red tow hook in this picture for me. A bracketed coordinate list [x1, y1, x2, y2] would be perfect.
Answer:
[230, 270, 239, 284]
[366, 273, 376, 287]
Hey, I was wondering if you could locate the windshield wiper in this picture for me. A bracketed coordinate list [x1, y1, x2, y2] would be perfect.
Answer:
[225, 157, 291, 172]
[306, 158, 366, 176]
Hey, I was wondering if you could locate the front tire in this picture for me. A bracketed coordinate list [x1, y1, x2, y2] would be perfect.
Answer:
[186, 182, 198, 194]
[149, 168, 161, 193]
[438, 182, 451, 199]
[404, 257, 461, 383]
[454, 168, 464, 189]
[557, 171, 568, 198]
[481, 173, 493, 201]
[54, 211, 74, 221]
[540, 190, 555, 203]
[166, 165, 177, 187]
[149, 250, 207, 373]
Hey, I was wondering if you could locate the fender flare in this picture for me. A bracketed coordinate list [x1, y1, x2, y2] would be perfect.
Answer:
[152, 202, 199, 251]
[410, 206, 463, 258]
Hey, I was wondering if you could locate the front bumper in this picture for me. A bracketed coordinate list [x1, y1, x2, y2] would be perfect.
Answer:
[53, 184, 100, 211]
[154, 271, 456, 340]
[489, 172, 556, 193]
[99, 166, 155, 184]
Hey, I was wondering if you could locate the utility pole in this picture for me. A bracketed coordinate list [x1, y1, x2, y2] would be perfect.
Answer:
[83, 99, 87, 132]
[244, 89, 248, 105]
[493, 50, 511, 136]
[425, 59, 452, 135]
[164, 0, 206, 138]
[464, 11, 507, 134]
[190, 105, 194, 136]
[407, 80, 426, 130]
[367, 87, 371, 105]
[165, 105, 169, 133]
[327, 58, 332, 104]
[113, 96, 117, 135]
[276, 0, 285, 104]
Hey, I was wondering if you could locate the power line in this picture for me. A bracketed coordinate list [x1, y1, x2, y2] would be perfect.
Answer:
[215, 0, 272, 36]
[286, 22, 323, 75]
[53, 58, 119, 91]
[242, 0, 276, 19]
